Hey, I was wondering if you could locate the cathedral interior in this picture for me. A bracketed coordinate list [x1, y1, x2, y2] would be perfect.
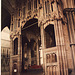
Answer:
[1, 0, 75, 75]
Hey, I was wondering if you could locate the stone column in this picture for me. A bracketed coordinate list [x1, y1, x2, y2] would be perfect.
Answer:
[10, 38, 13, 75]
[40, 24, 45, 68]
[40, 24, 45, 49]
[36, 41, 39, 65]
[69, 12, 75, 69]
[66, 12, 75, 74]
[66, 12, 75, 66]
[69, 12, 75, 42]
[53, 0, 69, 74]
[49, 1, 51, 10]
[58, 20, 68, 75]
[63, 16, 74, 70]
[54, 20, 68, 75]
[72, 12, 75, 25]
[54, 20, 62, 75]
[18, 34, 22, 75]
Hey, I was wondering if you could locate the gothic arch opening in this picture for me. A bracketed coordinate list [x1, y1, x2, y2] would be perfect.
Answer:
[22, 18, 41, 71]
[45, 24, 56, 48]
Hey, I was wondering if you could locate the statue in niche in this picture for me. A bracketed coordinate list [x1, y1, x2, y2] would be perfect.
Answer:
[23, 43, 28, 70]
[24, 43, 27, 58]
[31, 41, 37, 65]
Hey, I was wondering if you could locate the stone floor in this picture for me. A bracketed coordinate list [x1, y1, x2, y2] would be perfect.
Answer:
[21, 72, 43, 75]
[21, 69, 44, 75]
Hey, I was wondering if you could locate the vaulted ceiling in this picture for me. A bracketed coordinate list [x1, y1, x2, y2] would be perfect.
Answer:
[1, 0, 17, 30]
[1, 0, 25, 30]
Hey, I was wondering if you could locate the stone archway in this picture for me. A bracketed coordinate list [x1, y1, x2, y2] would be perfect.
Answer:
[44, 24, 56, 48]
[21, 18, 42, 72]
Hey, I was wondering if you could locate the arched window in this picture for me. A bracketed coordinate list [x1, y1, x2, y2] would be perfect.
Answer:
[19, 9, 20, 16]
[18, 19, 20, 27]
[52, 53, 57, 62]
[46, 54, 50, 63]
[31, 0, 33, 10]
[45, 1, 47, 14]
[47, 0, 50, 14]
[23, 7, 25, 17]
[28, 0, 31, 10]
[45, 24, 56, 48]
[45, 0, 50, 15]
[14, 18, 17, 29]
[51, 3, 53, 12]
[34, 0, 37, 9]
[14, 38, 18, 55]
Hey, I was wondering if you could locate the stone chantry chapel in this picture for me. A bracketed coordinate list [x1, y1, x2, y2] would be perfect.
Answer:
[1, 0, 75, 75]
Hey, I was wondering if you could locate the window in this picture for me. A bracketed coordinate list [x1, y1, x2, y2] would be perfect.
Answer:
[14, 19, 17, 29]
[47, 0, 50, 14]
[18, 19, 20, 27]
[45, 1, 50, 14]
[19, 9, 20, 16]
[23, 7, 25, 17]
[31, 0, 33, 10]
[14, 38, 18, 55]
[28, 0, 31, 10]
[45, 24, 56, 48]
[45, 1, 47, 14]
[34, 0, 37, 9]
[51, 3, 53, 12]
